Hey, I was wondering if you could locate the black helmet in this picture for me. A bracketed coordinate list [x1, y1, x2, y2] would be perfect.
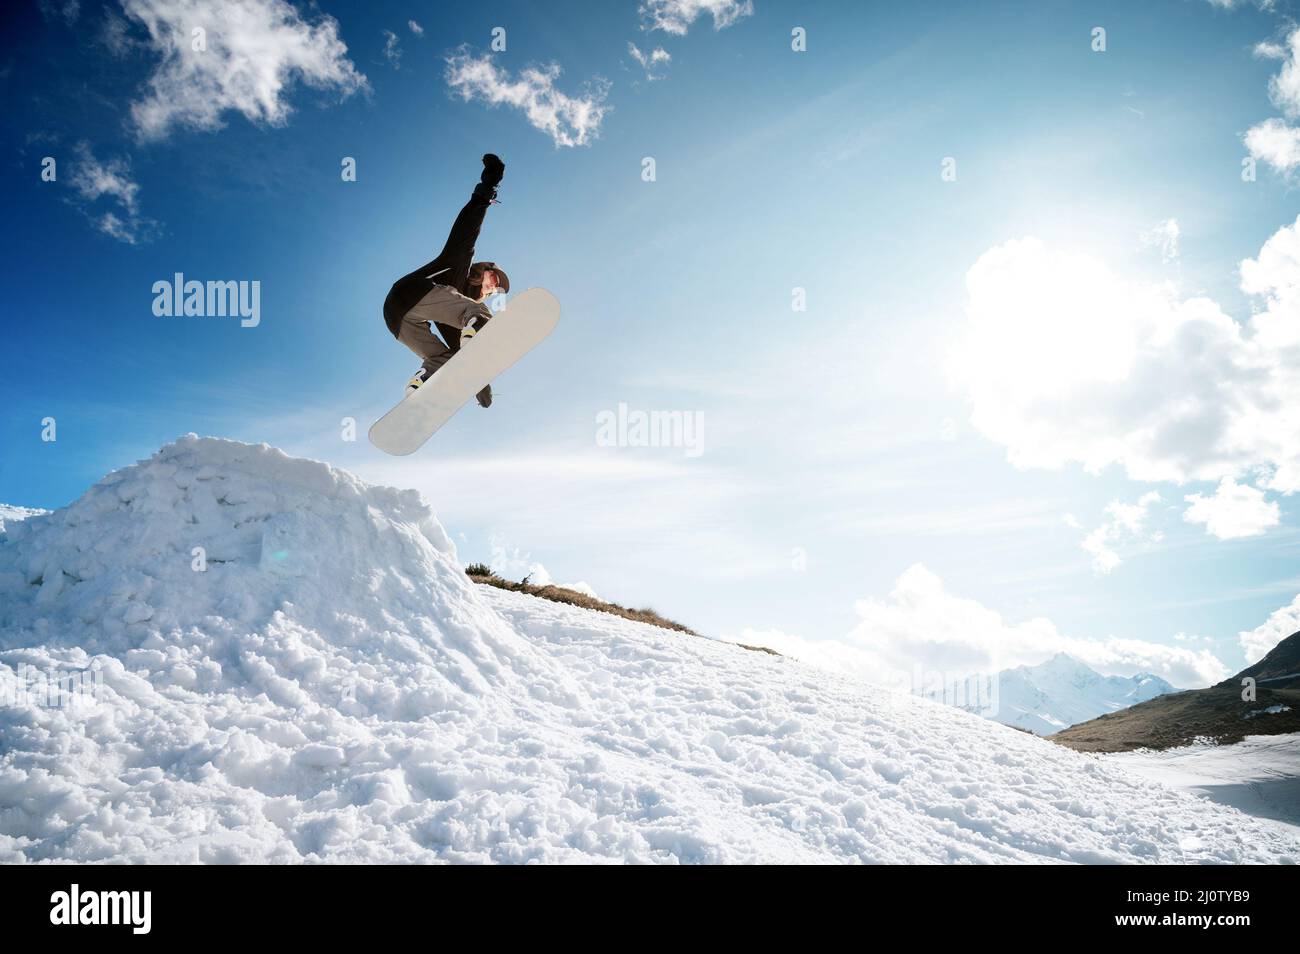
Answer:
[470, 261, 509, 294]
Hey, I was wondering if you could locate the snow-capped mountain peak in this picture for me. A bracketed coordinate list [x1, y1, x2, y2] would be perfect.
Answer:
[991, 654, 1176, 736]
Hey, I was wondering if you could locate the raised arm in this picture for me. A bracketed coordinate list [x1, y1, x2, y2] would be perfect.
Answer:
[420, 155, 505, 281]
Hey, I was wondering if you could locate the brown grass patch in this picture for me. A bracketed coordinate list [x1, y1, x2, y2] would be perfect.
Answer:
[466, 571, 780, 656]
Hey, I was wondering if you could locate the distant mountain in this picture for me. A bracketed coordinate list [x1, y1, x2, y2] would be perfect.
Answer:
[1235, 631, 1300, 689]
[990, 653, 1175, 735]
[1053, 631, 1300, 753]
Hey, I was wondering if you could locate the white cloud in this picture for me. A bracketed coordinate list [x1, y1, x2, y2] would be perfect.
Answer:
[1265, 27, 1300, 116]
[382, 29, 401, 69]
[1240, 207, 1300, 305]
[484, 536, 599, 598]
[1205, 0, 1277, 10]
[1107, 492, 1164, 536]
[408, 20, 424, 37]
[1245, 28, 1300, 173]
[38, 0, 80, 24]
[70, 145, 139, 209]
[123, 0, 367, 140]
[487, 539, 552, 584]
[1075, 491, 1164, 574]
[525, 566, 599, 599]
[949, 220, 1300, 501]
[1256, 40, 1287, 60]
[97, 212, 142, 243]
[68, 143, 157, 244]
[628, 42, 671, 80]
[640, 0, 753, 35]
[734, 563, 1229, 689]
[1240, 593, 1300, 662]
[444, 51, 610, 148]
[1244, 118, 1300, 172]
[1183, 477, 1280, 539]
[100, 10, 143, 56]
[1140, 217, 1181, 263]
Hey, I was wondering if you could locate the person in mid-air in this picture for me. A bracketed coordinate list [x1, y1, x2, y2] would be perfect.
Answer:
[382, 154, 509, 407]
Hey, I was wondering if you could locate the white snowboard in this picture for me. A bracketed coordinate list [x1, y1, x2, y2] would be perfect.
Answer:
[369, 287, 560, 456]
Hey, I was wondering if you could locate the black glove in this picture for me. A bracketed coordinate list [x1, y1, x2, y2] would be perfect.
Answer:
[481, 153, 505, 188]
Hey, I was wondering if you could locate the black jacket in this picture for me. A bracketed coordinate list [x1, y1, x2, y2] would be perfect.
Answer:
[383, 181, 495, 340]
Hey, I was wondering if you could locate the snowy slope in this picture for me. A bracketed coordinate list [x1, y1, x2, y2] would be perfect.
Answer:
[1104, 734, 1300, 835]
[0, 436, 1297, 863]
[992, 653, 1176, 735]
[0, 504, 45, 533]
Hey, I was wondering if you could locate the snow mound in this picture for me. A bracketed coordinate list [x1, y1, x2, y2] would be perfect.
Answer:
[0, 436, 572, 708]
[0, 437, 1297, 863]
[0, 504, 46, 533]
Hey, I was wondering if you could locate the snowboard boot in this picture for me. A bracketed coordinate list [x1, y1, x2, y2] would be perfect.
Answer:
[476, 384, 492, 408]
[405, 367, 431, 397]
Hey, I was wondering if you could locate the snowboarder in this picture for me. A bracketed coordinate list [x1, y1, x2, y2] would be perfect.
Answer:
[382, 154, 510, 408]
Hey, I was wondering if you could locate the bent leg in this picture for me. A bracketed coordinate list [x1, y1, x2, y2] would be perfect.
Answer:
[397, 313, 453, 379]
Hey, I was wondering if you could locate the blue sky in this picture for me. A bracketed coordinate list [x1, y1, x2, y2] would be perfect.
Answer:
[4, 0, 1300, 689]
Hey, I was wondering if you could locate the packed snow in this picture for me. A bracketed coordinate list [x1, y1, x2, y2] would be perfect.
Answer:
[1, 436, 1297, 863]
[0, 504, 46, 533]
[1105, 735, 1300, 836]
